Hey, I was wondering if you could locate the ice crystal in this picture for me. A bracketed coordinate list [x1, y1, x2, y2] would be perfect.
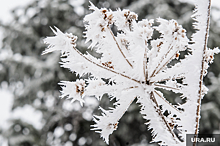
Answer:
[43, 0, 219, 145]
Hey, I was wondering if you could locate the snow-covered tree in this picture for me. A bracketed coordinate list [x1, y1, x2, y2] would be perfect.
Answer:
[43, 0, 219, 145]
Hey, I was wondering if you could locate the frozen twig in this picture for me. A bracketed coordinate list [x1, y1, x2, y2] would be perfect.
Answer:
[43, 1, 219, 145]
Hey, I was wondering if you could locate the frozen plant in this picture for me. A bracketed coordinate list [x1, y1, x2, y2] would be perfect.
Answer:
[43, 0, 219, 145]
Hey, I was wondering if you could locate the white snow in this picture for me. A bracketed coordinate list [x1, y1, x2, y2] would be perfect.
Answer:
[0, 0, 32, 24]
[11, 105, 43, 129]
[0, 89, 43, 130]
[0, 0, 43, 132]
[0, 89, 13, 129]
[54, 127, 65, 138]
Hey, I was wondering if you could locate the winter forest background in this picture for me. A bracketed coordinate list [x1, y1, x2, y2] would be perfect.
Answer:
[0, 0, 220, 146]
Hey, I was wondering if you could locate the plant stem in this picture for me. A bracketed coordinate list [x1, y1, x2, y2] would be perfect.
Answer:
[72, 46, 141, 84]
[107, 26, 133, 68]
[154, 90, 181, 113]
[193, 0, 211, 146]
[150, 92, 180, 143]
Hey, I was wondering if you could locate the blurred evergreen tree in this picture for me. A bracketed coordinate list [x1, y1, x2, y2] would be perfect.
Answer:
[0, 0, 219, 146]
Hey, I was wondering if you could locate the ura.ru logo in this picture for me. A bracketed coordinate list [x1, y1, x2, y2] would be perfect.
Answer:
[191, 137, 215, 143]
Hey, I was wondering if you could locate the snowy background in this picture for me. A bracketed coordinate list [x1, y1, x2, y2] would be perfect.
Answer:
[0, 0, 86, 131]
[0, 0, 220, 145]
[0, 0, 41, 135]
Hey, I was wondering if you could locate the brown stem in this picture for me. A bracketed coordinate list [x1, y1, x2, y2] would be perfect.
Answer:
[154, 83, 180, 91]
[107, 26, 133, 68]
[72, 46, 141, 84]
[154, 50, 178, 77]
[194, 0, 211, 145]
[154, 90, 181, 113]
[144, 43, 148, 81]
[150, 92, 179, 143]
[150, 44, 174, 78]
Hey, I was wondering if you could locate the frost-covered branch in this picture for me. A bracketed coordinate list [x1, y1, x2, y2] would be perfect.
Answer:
[107, 26, 133, 68]
[150, 92, 179, 143]
[154, 90, 181, 114]
[192, 0, 216, 142]
[43, 1, 219, 145]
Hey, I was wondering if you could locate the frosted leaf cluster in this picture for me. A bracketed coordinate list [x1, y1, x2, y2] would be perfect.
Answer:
[43, 0, 219, 145]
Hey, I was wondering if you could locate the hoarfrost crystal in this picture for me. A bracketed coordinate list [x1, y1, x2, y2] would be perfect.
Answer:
[43, 0, 219, 145]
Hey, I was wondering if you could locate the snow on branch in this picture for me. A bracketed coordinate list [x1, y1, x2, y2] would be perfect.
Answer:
[43, 0, 219, 145]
